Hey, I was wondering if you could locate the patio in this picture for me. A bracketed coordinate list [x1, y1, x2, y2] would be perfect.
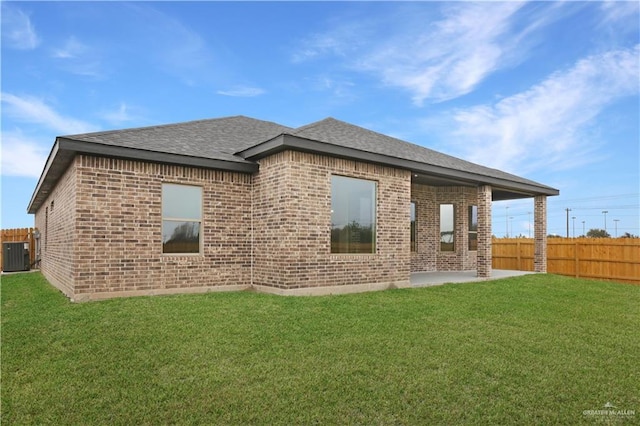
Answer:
[411, 269, 537, 287]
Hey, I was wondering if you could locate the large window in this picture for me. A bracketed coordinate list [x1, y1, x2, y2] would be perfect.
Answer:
[440, 204, 454, 252]
[331, 176, 376, 253]
[410, 202, 416, 252]
[468, 205, 478, 251]
[162, 183, 202, 254]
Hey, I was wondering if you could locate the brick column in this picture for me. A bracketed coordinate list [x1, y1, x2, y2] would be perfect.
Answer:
[477, 185, 492, 278]
[534, 195, 547, 273]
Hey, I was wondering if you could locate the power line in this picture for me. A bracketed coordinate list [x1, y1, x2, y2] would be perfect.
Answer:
[569, 205, 638, 210]
[548, 193, 639, 203]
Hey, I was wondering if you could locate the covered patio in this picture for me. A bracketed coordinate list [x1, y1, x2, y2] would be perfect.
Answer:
[410, 170, 557, 280]
[410, 269, 538, 287]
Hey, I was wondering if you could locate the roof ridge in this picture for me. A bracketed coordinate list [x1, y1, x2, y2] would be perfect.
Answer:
[64, 115, 291, 139]
[296, 116, 445, 154]
[290, 117, 336, 135]
[290, 117, 555, 190]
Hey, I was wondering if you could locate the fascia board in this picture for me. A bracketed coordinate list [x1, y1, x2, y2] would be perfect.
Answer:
[239, 134, 559, 197]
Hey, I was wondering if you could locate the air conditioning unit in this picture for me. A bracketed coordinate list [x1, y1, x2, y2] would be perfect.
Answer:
[2, 242, 30, 272]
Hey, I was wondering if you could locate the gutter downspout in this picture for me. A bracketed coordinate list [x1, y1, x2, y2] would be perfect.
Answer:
[250, 174, 254, 289]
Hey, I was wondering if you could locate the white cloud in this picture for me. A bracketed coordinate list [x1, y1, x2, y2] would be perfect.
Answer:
[125, 4, 214, 85]
[291, 21, 369, 63]
[442, 46, 639, 174]
[292, 3, 554, 105]
[50, 36, 104, 78]
[599, 1, 639, 24]
[1, 4, 39, 50]
[316, 77, 355, 98]
[51, 36, 87, 59]
[1, 132, 48, 178]
[101, 103, 141, 125]
[1, 93, 96, 135]
[216, 86, 266, 97]
[360, 2, 530, 105]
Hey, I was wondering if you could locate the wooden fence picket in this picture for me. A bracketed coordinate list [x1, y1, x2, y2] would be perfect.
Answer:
[492, 238, 640, 285]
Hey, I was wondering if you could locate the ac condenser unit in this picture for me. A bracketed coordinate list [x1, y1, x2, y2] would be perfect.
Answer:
[2, 242, 30, 272]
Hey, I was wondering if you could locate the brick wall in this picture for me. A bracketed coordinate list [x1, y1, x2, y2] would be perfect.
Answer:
[534, 195, 547, 273]
[436, 186, 478, 271]
[477, 185, 492, 277]
[34, 151, 498, 301]
[34, 159, 77, 298]
[411, 183, 437, 272]
[411, 184, 479, 272]
[69, 155, 252, 300]
[253, 151, 411, 292]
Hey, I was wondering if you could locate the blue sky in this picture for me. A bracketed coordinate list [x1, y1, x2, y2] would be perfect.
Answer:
[2, 1, 639, 237]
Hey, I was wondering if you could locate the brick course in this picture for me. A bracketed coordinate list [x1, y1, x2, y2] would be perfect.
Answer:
[534, 195, 548, 273]
[35, 152, 504, 300]
[411, 184, 479, 272]
[37, 155, 253, 301]
[34, 159, 77, 298]
[253, 151, 411, 291]
[477, 185, 492, 277]
[411, 184, 437, 272]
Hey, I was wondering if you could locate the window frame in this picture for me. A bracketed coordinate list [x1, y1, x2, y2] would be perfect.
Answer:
[44, 206, 48, 252]
[410, 201, 416, 252]
[330, 175, 377, 254]
[440, 204, 455, 252]
[161, 183, 203, 255]
[468, 205, 478, 251]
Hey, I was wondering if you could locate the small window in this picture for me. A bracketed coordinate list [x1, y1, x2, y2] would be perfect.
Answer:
[331, 176, 376, 253]
[162, 184, 202, 254]
[469, 205, 478, 251]
[410, 202, 416, 252]
[44, 206, 49, 252]
[440, 204, 454, 252]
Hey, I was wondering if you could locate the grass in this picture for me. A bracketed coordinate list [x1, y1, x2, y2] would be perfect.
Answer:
[2, 273, 639, 425]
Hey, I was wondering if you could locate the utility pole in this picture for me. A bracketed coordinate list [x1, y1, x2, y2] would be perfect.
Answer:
[602, 211, 608, 232]
[528, 211, 532, 238]
[582, 221, 585, 237]
[614, 219, 619, 237]
[572, 216, 576, 238]
[505, 206, 509, 238]
[565, 208, 571, 238]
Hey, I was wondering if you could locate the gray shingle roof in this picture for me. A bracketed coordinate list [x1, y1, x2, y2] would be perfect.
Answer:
[288, 117, 546, 188]
[28, 114, 558, 213]
[65, 115, 292, 164]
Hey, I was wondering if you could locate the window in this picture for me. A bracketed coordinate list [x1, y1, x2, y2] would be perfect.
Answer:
[162, 183, 202, 254]
[440, 204, 454, 252]
[331, 176, 376, 253]
[44, 206, 48, 252]
[469, 205, 478, 251]
[410, 202, 416, 252]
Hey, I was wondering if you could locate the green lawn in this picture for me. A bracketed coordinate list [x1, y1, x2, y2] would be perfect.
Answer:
[2, 273, 639, 425]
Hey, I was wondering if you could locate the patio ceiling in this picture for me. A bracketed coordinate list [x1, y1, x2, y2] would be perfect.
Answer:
[411, 172, 550, 201]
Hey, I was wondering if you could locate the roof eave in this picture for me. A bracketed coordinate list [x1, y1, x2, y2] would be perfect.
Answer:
[237, 134, 559, 197]
[27, 139, 63, 214]
[27, 138, 258, 214]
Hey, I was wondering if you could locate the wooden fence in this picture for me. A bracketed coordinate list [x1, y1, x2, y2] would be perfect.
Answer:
[492, 238, 640, 285]
[3, 228, 637, 283]
[1, 228, 38, 271]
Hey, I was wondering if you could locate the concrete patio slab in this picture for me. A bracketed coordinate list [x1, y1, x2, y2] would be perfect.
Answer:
[411, 269, 537, 287]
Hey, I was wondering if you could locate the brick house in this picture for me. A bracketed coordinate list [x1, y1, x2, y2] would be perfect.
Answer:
[28, 116, 558, 301]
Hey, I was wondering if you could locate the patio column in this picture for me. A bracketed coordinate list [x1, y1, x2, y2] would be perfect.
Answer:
[477, 185, 492, 278]
[534, 195, 548, 273]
